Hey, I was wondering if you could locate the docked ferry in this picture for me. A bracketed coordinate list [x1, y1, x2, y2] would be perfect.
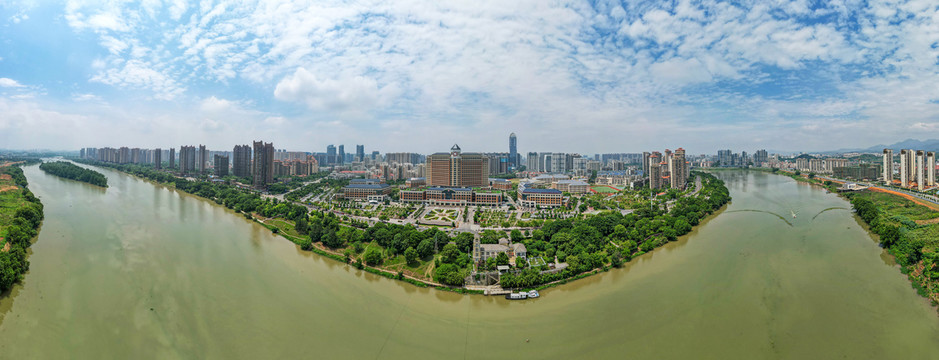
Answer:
[506, 290, 540, 300]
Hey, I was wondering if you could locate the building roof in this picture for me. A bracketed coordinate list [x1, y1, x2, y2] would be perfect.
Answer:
[522, 188, 562, 194]
[488, 178, 511, 183]
[427, 187, 472, 191]
[451, 144, 461, 151]
[350, 178, 382, 184]
[556, 180, 589, 186]
[480, 244, 509, 252]
[511, 243, 527, 253]
[344, 183, 390, 190]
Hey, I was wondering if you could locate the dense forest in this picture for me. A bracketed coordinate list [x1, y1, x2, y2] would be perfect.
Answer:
[0, 165, 44, 292]
[39, 161, 108, 187]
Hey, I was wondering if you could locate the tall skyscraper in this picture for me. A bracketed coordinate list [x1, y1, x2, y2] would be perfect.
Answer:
[509, 133, 517, 169]
[883, 149, 893, 184]
[355, 145, 365, 162]
[154, 148, 162, 170]
[326, 145, 337, 165]
[198, 145, 207, 174]
[232, 145, 252, 178]
[338, 145, 345, 165]
[169, 148, 175, 169]
[253, 141, 274, 188]
[214, 155, 229, 177]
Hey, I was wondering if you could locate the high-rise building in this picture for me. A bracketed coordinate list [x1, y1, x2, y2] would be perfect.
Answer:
[754, 149, 768, 167]
[169, 148, 175, 169]
[649, 153, 663, 189]
[883, 149, 893, 184]
[642, 152, 650, 177]
[900, 149, 910, 187]
[928, 152, 936, 187]
[154, 148, 162, 170]
[355, 145, 365, 162]
[917, 150, 925, 191]
[670, 148, 687, 189]
[214, 155, 229, 177]
[198, 145, 207, 174]
[179, 146, 196, 173]
[253, 141, 274, 188]
[426, 144, 489, 187]
[232, 145, 252, 178]
[338, 145, 345, 165]
[326, 145, 337, 165]
[509, 133, 517, 169]
[526, 152, 539, 172]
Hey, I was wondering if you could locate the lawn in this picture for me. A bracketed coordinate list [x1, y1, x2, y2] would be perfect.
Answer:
[591, 185, 619, 194]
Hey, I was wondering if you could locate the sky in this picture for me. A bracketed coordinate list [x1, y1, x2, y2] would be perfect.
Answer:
[0, 0, 937, 155]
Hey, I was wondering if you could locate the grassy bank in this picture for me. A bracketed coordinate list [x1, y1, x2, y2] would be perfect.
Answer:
[848, 190, 939, 309]
[0, 162, 44, 293]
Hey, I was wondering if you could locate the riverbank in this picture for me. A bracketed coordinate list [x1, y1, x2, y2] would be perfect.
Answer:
[0, 162, 44, 295]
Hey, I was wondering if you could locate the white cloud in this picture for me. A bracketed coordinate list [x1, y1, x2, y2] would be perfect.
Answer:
[274, 67, 382, 112]
[0, 78, 24, 88]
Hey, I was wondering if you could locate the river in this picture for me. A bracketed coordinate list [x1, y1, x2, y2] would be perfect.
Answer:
[1, 167, 938, 359]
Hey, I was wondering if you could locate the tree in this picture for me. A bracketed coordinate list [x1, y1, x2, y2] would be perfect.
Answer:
[495, 252, 509, 266]
[433, 263, 465, 286]
[510, 229, 523, 242]
[417, 239, 434, 258]
[364, 248, 383, 266]
[323, 230, 343, 248]
[405, 247, 419, 266]
[455, 232, 474, 253]
[440, 243, 460, 264]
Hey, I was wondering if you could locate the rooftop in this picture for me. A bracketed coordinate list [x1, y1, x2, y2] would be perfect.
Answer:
[522, 188, 563, 194]
[344, 183, 390, 190]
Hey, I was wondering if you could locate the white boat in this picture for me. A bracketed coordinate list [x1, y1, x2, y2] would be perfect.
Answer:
[505, 292, 528, 300]
[527, 290, 540, 298]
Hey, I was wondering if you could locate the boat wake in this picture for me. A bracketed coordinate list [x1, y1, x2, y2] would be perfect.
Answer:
[725, 209, 793, 227]
[811, 207, 849, 221]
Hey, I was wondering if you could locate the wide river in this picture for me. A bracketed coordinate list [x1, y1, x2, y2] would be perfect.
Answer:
[1, 167, 939, 358]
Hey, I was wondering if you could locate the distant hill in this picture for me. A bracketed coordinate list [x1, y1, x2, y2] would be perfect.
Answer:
[825, 139, 939, 154]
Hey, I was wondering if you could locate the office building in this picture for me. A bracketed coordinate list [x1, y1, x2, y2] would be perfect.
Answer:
[426, 144, 489, 188]
[214, 155, 229, 177]
[326, 145, 337, 165]
[509, 133, 517, 169]
[253, 141, 274, 188]
[883, 149, 893, 184]
[355, 145, 365, 162]
[338, 145, 345, 165]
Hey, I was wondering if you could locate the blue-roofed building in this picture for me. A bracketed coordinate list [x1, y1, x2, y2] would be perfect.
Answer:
[519, 188, 563, 208]
[342, 182, 392, 200]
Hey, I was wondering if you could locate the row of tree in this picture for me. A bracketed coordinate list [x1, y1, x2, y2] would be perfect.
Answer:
[0, 165, 44, 292]
[39, 161, 108, 187]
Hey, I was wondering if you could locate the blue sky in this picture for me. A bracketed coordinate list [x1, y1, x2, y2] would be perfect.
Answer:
[0, 0, 937, 154]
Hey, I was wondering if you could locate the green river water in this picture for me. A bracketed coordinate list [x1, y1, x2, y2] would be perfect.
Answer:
[1, 166, 938, 359]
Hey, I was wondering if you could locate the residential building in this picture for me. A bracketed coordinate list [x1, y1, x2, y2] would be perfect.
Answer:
[554, 180, 590, 194]
[901, 149, 911, 187]
[929, 152, 936, 187]
[670, 148, 687, 189]
[252, 141, 274, 188]
[527, 152, 540, 172]
[154, 148, 162, 170]
[649, 153, 664, 189]
[214, 155, 229, 177]
[232, 145, 252, 178]
[179, 145, 196, 173]
[169, 148, 175, 169]
[883, 149, 893, 184]
[917, 150, 925, 191]
[198, 145, 207, 173]
[342, 182, 392, 200]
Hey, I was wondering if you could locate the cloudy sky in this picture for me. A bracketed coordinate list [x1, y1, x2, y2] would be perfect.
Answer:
[0, 0, 937, 154]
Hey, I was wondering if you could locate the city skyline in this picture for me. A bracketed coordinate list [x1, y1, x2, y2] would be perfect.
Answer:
[1, 2, 938, 153]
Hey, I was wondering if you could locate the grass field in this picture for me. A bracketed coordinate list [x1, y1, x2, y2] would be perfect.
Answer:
[591, 185, 619, 194]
